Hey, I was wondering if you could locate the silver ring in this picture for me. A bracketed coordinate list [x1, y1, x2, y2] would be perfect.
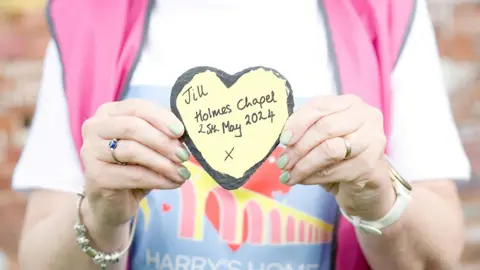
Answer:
[108, 139, 127, 165]
[343, 137, 352, 159]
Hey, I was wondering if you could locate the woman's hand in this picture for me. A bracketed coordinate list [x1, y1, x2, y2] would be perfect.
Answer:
[276, 95, 395, 220]
[80, 99, 191, 229]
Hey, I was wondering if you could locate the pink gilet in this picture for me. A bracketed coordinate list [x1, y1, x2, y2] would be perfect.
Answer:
[46, 0, 416, 269]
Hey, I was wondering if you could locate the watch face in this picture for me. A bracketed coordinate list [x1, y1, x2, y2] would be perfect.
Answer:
[389, 163, 413, 191]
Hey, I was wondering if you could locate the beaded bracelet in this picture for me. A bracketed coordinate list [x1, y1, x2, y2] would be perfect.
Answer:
[74, 192, 138, 270]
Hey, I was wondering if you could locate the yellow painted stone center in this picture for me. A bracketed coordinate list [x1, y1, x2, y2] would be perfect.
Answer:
[175, 68, 290, 179]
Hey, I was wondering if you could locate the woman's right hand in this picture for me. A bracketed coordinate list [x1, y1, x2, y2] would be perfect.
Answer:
[80, 99, 191, 229]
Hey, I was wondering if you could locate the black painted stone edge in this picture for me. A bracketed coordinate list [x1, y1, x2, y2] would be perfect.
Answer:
[170, 66, 295, 190]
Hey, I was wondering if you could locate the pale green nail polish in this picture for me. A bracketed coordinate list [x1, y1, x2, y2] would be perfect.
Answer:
[168, 123, 185, 136]
[279, 171, 290, 184]
[175, 148, 190, 162]
[280, 130, 292, 145]
[178, 165, 191, 180]
[276, 155, 288, 169]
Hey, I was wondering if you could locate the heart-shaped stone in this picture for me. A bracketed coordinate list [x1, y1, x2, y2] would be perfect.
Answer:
[171, 66, 294, 190]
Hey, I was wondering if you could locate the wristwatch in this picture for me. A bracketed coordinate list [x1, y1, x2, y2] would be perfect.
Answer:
[339, 159, 413, 235]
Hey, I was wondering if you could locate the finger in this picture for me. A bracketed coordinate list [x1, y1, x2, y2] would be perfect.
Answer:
[280, 95, 360, 146]
[96, 99, 185, 138]
[95, 139, 191, 184]
[285, 131, 369, 185]
[319, 183, 340, 195]
[300, 140, 386, 186]
[300, 158, 370, 186]
[277, 109, 364, 171]
[87, 115, 190, 163]
[86, 163, 184, 190]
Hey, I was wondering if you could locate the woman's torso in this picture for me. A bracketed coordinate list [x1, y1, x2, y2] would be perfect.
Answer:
[127, 1, 339, 269]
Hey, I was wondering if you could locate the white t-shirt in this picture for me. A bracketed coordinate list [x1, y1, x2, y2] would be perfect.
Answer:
[13, 0, 470, 192]
[12, 0, 471, 269]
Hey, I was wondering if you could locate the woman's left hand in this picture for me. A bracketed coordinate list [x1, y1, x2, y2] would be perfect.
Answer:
[276, 95, 395, 220]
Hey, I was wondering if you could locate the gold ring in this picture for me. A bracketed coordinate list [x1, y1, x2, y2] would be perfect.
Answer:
[343, 137, 352, 159]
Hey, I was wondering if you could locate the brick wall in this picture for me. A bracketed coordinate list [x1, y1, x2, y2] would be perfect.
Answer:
[432, 1, 480, 179]
[0, 1, 47, 269]
[431, 1, 480, 267]
[0, 0, 479, 269]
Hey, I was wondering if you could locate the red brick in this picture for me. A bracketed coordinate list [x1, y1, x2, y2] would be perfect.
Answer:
[0, 75, 14, 92]
[0, 11, 48, 60]
[437, 34, 480, 61]
[433, 2, 480, 61]
[0, 115, 14, 136]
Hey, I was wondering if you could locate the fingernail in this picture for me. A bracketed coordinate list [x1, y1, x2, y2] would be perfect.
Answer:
[276, 155, 289, 169]
[177, 165, 191, 180]
[279, 171, 290, 184]
[168, 123, 185, 137]
[280, 130, 292, 145]
[175, 148, 190, 162]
